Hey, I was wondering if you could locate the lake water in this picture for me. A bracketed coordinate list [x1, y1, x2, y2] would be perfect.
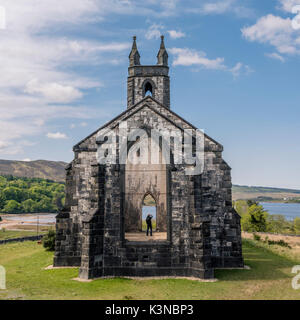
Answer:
[260, 202, 300, 221]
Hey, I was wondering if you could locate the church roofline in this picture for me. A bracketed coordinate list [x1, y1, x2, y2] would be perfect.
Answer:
[73, 95, 223, 151]
[128, 65, 169, 68]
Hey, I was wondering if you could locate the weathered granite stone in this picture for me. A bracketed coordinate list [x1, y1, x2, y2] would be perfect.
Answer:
[54, 37, 244, 280]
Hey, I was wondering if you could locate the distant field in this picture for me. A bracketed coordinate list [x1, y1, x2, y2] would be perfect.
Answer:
[232, 185, 300, 201]
[0, 237, 300, 300]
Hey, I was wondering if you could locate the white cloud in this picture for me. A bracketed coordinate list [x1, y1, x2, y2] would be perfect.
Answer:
[242, 14, 300, 56]
[167, 30, 186, 39]
[278, 0, 300, 12]
[146, 24, 185, 40]
[25, 79, 83, 103]
[265, 52, 286, 62]
[170, 47, 226, 69]
[185, 0, 254, 18]
[22, 158, 31, 162]
[146, 23, 164, 39]
[170, 47, 251, 76]
[0, 1, 131, 156]
[202, 0, 236, 14]
[229, 62, 243, 77]
[0, 91, 101, 155]
[0, 0, 258, 157]
[70, 122, 88, 129]
[47, 132, 68, 140]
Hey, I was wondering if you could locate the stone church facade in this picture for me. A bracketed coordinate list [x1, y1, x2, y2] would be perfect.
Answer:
[54, 36, 243, 280]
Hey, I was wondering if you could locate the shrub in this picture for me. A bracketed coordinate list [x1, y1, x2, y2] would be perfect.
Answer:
[267, 239, 291, 249]
[253, 233, 261, 241]
[42, 230, 56, 251]
[2, 199, 22, 213]
[267, 214, 292, 234]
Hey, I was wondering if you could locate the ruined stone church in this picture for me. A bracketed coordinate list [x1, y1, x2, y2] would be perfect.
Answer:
[54, 36, 243, 280]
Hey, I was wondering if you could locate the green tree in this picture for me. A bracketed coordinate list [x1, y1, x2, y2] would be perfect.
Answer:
[21, 199, 38, 213]
[2, 200, 22, 213]
[0, 175, 65, 213]
[247, 200, 259, 207]
[8, 180, 27, 189]
[0, 193, 6, 211]
[241, 204, 269, 232]
[36, 196, 55, 212]
[267, 214, 291, 234]
[234, 200, 249, 217]
[294, 217, 300, 235]
[0, 176, 7, 188]
[2, 186, 27, 202]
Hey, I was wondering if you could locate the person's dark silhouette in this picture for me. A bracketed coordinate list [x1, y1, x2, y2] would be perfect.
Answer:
[146, 214, 153, 236]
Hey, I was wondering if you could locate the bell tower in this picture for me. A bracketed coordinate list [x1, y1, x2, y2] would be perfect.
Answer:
[127, 36, 170, 109]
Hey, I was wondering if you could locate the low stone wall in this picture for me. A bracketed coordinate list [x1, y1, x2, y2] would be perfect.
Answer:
[0, 234, 44, 245]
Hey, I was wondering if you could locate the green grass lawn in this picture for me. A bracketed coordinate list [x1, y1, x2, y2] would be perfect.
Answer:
[0, 230, 46, 240]
[0, 239, 300, 300]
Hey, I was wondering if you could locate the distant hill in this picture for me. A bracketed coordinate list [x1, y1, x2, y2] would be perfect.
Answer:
[232, 185, 300, 201]
[0, 159, 67, 182]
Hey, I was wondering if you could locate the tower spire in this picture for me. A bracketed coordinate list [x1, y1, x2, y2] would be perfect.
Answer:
[129, 36, 140, 67]
[157, 35, 168, 66]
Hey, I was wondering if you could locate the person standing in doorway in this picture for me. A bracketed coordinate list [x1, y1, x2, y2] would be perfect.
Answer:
[146, 214, 153, 236]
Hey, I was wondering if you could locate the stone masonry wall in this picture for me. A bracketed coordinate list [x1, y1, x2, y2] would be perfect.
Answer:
[54, 96, 243, 277]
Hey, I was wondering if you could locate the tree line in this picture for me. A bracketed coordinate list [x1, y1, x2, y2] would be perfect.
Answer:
[0, 175, 65, 213]
[234, 200, 300, 235]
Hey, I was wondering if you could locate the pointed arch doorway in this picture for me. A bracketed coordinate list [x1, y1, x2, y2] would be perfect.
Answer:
[123, 128, 168, 242]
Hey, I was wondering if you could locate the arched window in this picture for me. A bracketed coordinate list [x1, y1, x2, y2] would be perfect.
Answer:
[144, 81, 153, 97]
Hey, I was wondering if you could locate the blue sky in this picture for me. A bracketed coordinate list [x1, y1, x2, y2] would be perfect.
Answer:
[0, 0, 299, 189]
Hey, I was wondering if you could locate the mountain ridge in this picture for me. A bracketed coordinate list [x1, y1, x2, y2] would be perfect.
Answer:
[0, 159, 68, 182]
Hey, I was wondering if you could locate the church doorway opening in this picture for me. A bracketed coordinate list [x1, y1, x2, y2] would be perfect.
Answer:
[142, 194, 156, 232]
[124, 131, 168, 242]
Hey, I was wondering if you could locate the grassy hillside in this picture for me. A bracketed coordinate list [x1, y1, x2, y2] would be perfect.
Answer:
[0, 160, 67, 183]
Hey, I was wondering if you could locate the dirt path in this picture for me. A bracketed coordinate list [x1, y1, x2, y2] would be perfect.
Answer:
[242, 231, 300, 248]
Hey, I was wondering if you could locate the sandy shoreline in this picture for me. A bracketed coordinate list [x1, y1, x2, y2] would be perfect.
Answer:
[0, 213, 55, 230]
